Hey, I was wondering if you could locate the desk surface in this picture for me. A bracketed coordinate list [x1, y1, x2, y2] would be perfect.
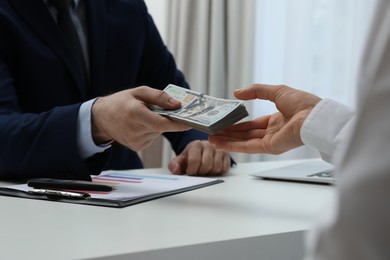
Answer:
[0, 159, 334, 260]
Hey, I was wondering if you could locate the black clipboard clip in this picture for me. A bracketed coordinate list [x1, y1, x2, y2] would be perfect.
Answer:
[28, 189, 91, 200]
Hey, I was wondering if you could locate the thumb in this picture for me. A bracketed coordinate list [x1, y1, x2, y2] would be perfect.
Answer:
[134, 86, 182, 110]
[168, 154, 187, 175]
[234, 84, 284, 102]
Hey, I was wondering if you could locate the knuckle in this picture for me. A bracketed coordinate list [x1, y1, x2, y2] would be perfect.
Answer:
[132, 85, 150, 98]
[190, 156, 202, 165]
[138, 85, 148, 92]
[192, 140, 203, 147]
[155, 89, 167, 99]
[150, 88, 166, 101]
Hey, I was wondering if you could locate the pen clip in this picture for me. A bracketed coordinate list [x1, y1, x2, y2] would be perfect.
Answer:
[28, 189, 91, 200]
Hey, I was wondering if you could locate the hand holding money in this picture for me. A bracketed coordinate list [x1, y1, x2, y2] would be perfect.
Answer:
[152, 84, 249, 134]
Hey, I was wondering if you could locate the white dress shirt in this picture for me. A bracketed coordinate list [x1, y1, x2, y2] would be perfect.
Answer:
[301, 0, 390, 259]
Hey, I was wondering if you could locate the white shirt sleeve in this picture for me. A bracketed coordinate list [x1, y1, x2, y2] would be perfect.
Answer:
[77, 99, 111, 159]
[300, 99, 355, 164]
[304, 1, 390, 259]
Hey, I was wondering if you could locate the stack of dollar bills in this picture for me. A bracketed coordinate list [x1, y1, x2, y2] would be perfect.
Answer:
[153, 84, 249, 134]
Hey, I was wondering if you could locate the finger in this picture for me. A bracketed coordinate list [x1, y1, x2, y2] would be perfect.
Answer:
[133, 86, 182, 110]
[132, 107, 191, 132]
[210, 129, 266, 142]
[223, 139, 267, 153]
[234, 84, 286, 102]
[197, 143, 214, 175]
[151, 115, 192, 132]
[185, 142, 203, 176]
[168, 155, 186, 175]
[216, 115, 271, 133]
[214, 116, 271, 136]
[209, 150, 224, 175]
[212, 117, 270, 140]
[221, 152, 231, 174]
[208, 135, 237, 147]
[209, 137, 269, 154]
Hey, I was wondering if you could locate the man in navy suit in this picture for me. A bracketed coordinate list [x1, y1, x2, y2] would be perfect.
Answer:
[0, 0, 231, 180]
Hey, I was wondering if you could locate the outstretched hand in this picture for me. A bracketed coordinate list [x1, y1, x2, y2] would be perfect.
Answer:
[208, 84, 321, 154]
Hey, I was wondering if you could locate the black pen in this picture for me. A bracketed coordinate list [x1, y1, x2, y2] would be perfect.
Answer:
[28, 178, 113, 192]
[28, 189, 91, 200]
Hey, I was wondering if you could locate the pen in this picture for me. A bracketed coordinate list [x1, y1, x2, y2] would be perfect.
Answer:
[28, 178, 113, 192]
[28, 189, 91, 200]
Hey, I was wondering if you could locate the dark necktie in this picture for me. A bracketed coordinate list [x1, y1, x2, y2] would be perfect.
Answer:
[49, 0, 88, 93]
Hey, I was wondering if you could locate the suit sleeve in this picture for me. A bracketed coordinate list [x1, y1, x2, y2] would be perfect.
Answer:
[0, 59, 97, 180]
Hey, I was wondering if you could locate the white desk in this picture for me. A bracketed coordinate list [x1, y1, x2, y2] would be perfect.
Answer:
[0, 159, 334, 260]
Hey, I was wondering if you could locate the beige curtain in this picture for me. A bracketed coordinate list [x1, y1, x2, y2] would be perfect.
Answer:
[166, 0, 255, 98]
[164, 0, 256, 165]
[142, 0, 256, 167]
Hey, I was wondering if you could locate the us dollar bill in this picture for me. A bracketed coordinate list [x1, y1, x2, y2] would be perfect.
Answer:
[152, 84, 248, 134]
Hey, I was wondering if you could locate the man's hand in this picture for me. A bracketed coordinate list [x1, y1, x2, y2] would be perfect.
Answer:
[92, 86, 190, 151]
[168, 140, 231, 176]
[208, 84, 321, 154]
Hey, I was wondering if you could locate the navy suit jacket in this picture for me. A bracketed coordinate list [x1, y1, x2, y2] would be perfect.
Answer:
[0, 0, 207, 180]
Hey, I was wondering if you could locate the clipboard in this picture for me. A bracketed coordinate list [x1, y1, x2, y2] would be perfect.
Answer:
[0, 170, 223, 208]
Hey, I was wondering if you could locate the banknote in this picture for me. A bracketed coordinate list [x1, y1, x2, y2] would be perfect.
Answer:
[152, 84, 248, 134]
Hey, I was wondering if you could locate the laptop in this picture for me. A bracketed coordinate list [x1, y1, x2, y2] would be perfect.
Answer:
[252, 160, 336, 185]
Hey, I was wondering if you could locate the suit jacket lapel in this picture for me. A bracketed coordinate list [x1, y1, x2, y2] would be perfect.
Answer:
[9, 0, 87, 99]
[85, 0, 106, 98]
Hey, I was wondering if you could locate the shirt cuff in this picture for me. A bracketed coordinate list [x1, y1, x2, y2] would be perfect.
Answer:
[77, 98, 112, 159]
[300, 99, 355, 163]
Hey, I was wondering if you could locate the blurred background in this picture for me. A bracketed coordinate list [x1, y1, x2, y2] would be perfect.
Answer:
[141, 0, 376, 167]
